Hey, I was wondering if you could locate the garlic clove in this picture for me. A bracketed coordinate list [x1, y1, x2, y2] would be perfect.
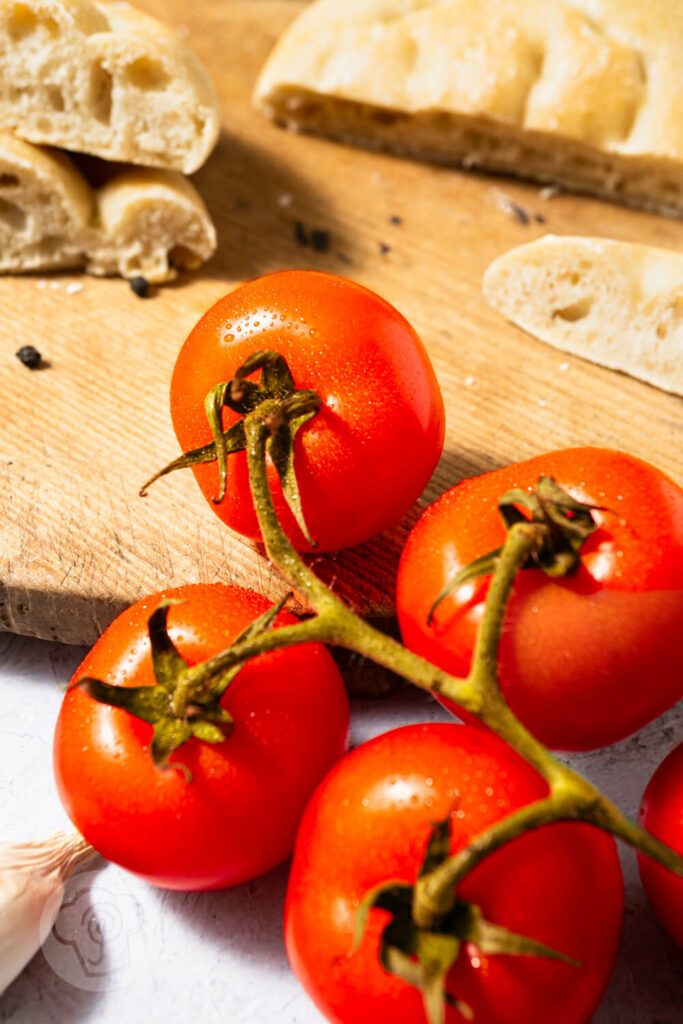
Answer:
[0, 831, 96, 996]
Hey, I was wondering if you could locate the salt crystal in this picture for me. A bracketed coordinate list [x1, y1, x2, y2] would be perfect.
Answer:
[65, 282, 84, 295]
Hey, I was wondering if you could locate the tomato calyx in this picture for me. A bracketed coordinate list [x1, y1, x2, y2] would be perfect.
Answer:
[141, 350, 321, 546]
[428, 476, 606, 623]
[76, 595, 289, 777]
[354, 813, 579, 1024]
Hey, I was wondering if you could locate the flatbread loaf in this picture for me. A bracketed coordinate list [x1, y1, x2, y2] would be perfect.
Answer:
[255, 0, 683, 217]
[0, 131, 216, 280]
[482, 235, 683, 396]
[0, 0, 219, 173]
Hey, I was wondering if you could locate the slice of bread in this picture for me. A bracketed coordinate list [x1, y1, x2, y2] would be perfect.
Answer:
[482, 235, 683, 396]
[0, 131, 216, 281]
[254, 0, 683, 217]
[0, 129, 94, 273]
[0, 0, 219, 173]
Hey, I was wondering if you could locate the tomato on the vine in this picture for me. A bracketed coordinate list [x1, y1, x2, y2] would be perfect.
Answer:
[638, 741, 683, 949]
[397, 448, 683, 751]
[53, 583, 349, 890]
[169, 270, 445, 553]
[285, 723, 623, 1024]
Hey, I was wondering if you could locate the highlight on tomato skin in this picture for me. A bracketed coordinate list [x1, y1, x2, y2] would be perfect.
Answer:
[396, 447, 683, 752]
[53, 583, 350, 891]
[169, 270, 446, 553]
[284, 722, 624, 1024]
[638, 741, 683, 950]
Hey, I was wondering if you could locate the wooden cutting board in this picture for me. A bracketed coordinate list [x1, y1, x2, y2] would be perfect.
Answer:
[1, 0, 682, 645]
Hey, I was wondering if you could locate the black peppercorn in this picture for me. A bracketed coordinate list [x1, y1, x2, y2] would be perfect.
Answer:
[16, 345, 42, 369]
[310, 229, 331, 253]
[129, 276, 150, 298]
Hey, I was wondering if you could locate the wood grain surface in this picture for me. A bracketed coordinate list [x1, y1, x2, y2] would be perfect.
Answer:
[1, 0, 682, 645]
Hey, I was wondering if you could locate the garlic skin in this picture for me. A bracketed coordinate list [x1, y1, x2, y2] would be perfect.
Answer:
[0, 831, 95, 996]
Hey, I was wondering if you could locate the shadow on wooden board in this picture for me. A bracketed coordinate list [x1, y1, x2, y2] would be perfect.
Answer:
[184, 129, 359, 284]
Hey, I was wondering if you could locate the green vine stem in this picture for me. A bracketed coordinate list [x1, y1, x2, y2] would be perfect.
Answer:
[237, 412, 683, 921]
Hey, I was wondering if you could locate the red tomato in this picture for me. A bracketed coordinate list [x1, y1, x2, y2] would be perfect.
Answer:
[638, 741, 683, 949]
[285, 723, 623, 1024]
[53, 584, 349, 890]
[170, 270, 445, 553]
[396, 448, 683, 751]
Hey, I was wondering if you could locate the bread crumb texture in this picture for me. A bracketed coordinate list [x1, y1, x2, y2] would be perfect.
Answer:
[0, 0, 219, 172]
[255, 0, 683, 215]
[0, 131, 216, 281]
[483, 235, 683, 396]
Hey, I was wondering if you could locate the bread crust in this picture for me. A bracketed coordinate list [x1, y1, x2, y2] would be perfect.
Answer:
[0, 0, 220, 172]
[0, 131, 216, 281]
[483, 235, 683, 396]
[254, 0, 683, 215]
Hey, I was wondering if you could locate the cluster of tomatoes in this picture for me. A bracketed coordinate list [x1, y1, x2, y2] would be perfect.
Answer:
[53, 271, 683, 1023]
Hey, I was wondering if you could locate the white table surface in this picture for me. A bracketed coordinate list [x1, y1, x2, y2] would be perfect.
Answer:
[0, 630, 682, 1023]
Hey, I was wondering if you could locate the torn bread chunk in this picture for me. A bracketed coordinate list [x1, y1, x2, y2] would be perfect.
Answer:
[89, 168, 216, 280]
[482, 235, 683, 396]
[0, 131, 216, 281]
[0, 129, 93, 272]
[0, 0, 219, 173]
[254, 0, 683, 217]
